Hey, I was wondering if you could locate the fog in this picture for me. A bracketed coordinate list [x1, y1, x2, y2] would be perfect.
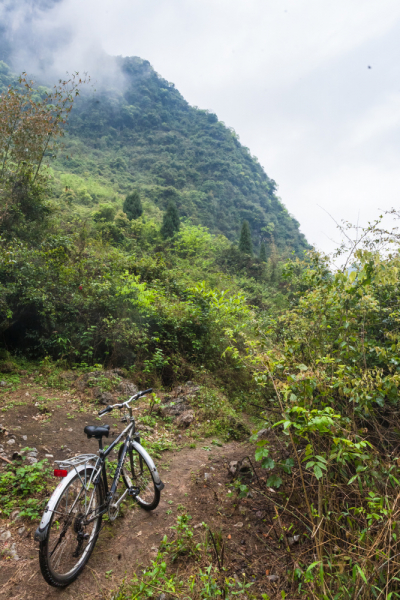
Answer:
[1, 0, 400, 252]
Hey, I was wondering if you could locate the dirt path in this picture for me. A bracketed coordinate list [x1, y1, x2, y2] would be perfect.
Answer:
[0, 378, 251, 599]
[1, 441, 246, 600]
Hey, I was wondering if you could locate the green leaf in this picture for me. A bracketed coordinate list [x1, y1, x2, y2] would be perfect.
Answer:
[281, 458, 295, 474]
[313, 465, 323, 479]
[355, 564, 368, 584]
[261, 457, 275, 470]
[315, 455, 328, 463]
[267, 475, 282, 488]
[255, 447, 270, 461]
[347, 474, 359, 485]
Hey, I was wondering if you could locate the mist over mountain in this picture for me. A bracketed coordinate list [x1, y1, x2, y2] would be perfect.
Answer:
[0, 0, 308, 251]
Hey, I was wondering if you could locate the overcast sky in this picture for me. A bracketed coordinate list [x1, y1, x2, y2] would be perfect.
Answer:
[3, 0, 400, 252]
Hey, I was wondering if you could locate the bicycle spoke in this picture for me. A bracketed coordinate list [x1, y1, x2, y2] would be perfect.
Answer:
[46, 474, 101, 578]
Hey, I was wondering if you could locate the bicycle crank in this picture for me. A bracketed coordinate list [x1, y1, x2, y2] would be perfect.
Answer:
[108, 494, 120, 521]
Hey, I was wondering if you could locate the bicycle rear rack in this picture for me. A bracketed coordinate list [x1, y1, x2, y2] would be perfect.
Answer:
[55, 454, 100, 488]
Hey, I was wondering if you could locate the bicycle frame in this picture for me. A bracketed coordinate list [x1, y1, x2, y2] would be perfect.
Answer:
[82, 417, 139, 523]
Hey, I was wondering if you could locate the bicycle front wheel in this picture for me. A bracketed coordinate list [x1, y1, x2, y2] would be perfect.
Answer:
[39, 468, 103, 587]
[119, 444, 160, 510]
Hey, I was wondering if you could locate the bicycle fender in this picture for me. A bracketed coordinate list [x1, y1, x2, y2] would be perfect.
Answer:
[131, 441, 163, 487]
[34, 463, 92, 542]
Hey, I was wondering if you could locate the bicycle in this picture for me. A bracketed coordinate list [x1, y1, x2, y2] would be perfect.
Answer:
[34, 388, 164, 588]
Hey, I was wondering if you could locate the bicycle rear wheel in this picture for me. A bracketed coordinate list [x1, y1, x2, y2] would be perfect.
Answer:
[119, 444, 160, 510]
[39, 468, 103, 587]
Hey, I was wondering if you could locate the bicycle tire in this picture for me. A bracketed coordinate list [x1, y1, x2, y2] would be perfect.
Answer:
[119, 443, 160, 510]
[38, 468, 103, 587]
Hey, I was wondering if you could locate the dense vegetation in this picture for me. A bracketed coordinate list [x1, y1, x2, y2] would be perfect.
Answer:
[2, 62, 400, 599]
[0, 68, 288, 394]
[0, 57, 307, 254]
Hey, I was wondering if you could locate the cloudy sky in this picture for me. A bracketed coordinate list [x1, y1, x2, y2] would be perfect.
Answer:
[3, 0, 400, 251]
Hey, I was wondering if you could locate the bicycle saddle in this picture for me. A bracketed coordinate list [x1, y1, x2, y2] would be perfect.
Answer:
[84, 424, 110, 439]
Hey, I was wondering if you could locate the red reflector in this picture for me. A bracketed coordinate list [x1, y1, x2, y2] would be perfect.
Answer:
[54, 469, 68, 478]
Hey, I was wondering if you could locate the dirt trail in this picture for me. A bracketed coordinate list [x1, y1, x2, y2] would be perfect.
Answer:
[0, 380, 249, 599]
[1, 442, 244, 600]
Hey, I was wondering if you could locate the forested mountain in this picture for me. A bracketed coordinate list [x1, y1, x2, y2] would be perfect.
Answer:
[3, 35, 400, 600]
[0, 56, 308, 253]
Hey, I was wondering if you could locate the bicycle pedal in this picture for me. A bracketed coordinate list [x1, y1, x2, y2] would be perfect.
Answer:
[128, 486, 140, 497]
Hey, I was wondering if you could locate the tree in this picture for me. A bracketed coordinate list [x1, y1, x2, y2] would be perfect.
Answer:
[93, 203, 116, 222]
[259, 241, 267, 262]
[123, 189, 143, 220]
[0, 72, 87, 234]
[161, 200, 180, 239]
[239, 220, 252, 255]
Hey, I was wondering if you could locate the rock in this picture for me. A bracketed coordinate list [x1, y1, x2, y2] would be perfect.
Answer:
[288, 535, 300, 546]
[0, 530, 11, 541]
[159, 399, 191, 418]
[186, 384, 200, 395]
[21, 435, 27, 441]
[117, 381, 138, 395]
[267, 575, 279, 582]
[17, 527, 26, 537]
[99, 392, 114, 405]
[60, 372, 78, 382]
[9, 543, 19, 560]
[27, 451, 38, 457]
[136, 424, 154, 433]
[0, 381, 7, 387]
[0, 361, 15, 373]
[27, 457, 38, 464]
[156, 594, 168, 600]
[234, 522, 244, 528]
[228, 461, 239, 476]
[257, 428, 271, 440]
[204, 473, 211, 481]
[45, 454, 54, 458]
[176, 410, 195, 428]
[6, 438, 15, 445]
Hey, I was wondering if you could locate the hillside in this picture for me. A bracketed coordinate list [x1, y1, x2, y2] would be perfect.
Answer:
[0, 56, 308, 253]
[2, 52, 400, 600]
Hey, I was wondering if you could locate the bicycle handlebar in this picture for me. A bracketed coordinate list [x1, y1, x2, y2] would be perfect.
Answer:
[98, 388, 153, 417]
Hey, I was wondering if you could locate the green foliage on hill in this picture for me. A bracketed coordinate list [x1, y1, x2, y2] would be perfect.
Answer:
[0, 61, 301, 390]
[123, 189, 143, 220]
[161, 200, 180, 239]
[259, 241, 267, 262]
[239, 220, 253, 255]
[36, 55, 308, 254]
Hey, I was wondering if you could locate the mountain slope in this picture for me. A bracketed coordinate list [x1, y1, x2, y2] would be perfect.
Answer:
[58, 56, 308, 253]
[0, 55, 308, 253]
